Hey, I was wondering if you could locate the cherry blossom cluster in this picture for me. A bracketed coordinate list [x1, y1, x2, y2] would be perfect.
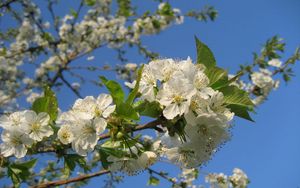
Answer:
[230, 59, 281, 106]
[0, 110, 53, 158]
[127, 58, 234, 169]
[205, 168, 249, 188]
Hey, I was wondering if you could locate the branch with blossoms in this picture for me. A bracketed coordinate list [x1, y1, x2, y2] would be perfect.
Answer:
[0, 1, 299, 188]
[0, 0, 217, 112]
[0, 37, 257, 188]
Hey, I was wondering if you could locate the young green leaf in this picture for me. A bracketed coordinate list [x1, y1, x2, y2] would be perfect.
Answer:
[205, 66, 229, 89]
[31, 86, 58, 121]
[126, 65, 144, 104]
[134, 101, 162, 118]
[116, 102, 139, 120]
[219, 85, 254, 121]
[147, 176, 160, 186]
[195, 36, 216, 68]
[227, 104, 254, 122]
[220, 85, 254, 109]
[7, 159, 37, 187]
[100, 76, 125, 104]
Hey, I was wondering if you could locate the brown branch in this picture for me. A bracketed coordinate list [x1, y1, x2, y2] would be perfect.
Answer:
[59, 74, 83, 98]
[31, 169, 110, 188]
[0, 0, 18, 9]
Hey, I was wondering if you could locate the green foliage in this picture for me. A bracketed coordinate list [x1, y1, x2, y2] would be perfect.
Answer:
[31, 86, 58, 121]
[63, 154, 88, 177]
[195, 37, 254, 121]
[220, 86, 254, 121]
[157, 2, 173, 17]
[116, 102, 139, 120]
[126, 65, 144, 104]
[85, 0, 96, 6]
[117, 0, 132, 17]
[195, 36, 216, 69]
[134, 101, 162, 118]
[147, 176, 160, 186]
[100, 76, 139, 120]
[227, 104, 254, 122]
[70, 8, 78, 18]
[205, 66, 229, 89]
[7, 159, 37, 187]
[186, 6, 218, 22]
[100, 76, 125, 104]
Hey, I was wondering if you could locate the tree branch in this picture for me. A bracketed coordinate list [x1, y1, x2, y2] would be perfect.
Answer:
[31, 169, 110, 188]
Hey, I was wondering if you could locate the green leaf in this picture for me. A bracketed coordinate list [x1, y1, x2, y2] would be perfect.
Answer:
[205, 66, 229, 89]
[116, 102, 139, 120]
[195, 36, 216, 69]
[227, 104, 254, 122]
[85, 0, 96, 6]
[100, 76, 125, 104]
[220, 86, 254, 108]
[31, 86, 58, 121]
[100, 76, 139, 120]
[70, 8, 78, 18]
[126, 65, 144, 104]
[134, 101, 162, 118]
[100, 147, 125, 158]
[148, 176, 160, 186]
[117, 0, 132, 17]
[219, 86, 254, 121]
[8, 159, 37, 187]
[64, 154, 87, 177]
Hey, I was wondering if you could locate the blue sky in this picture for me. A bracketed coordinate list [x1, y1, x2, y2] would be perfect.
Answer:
[1, 0, 300, 187]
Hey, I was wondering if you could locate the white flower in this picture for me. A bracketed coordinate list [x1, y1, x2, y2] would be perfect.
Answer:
[157, 76, 196, 119]
[251, 69, 274, 88]
[136, 151, 157, 169]
[149, 59, 179, 82]
[139, 65, 157, 102]
[125, 63, 137, 71]
[0, 111, 27, 130]
[268, 59, 282, 68]
[0, 130, 33, 158]
[206, 173, 229, 188]
[71, 118, 107, 156]
[57, 124, 74, 145]
[24, 111, 53, 141]
[57, 110, 107, 155]
[229, 168, 249, 188]
[72, 94, 116, 120]
[107, 151, 157, 175]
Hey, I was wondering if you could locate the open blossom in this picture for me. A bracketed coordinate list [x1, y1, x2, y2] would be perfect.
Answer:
[157, 76, 196, 119]
[149, 59, 178, 82]
[139, 65, 157, 102]
[24, 111, 53, 141]
[229, 168, 249, 188]
[268, 59, 282, 68]
[0, 130, 33, 158]
[57, 111, 107, 156]
[72, 94, 116, 120]
[251, 69, 274, 89]
[0, 111, 27, 129]
[107, 151, 157, 175]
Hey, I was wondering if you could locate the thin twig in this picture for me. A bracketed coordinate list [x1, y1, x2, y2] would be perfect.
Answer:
[31, 169, 110, 188]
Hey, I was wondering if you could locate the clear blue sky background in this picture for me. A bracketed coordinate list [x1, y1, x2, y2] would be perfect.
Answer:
[1, 0, 300, 187]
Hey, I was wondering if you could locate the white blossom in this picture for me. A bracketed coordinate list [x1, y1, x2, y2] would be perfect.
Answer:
[268, 59, 282, 68]
[23, 111, 53, 141]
